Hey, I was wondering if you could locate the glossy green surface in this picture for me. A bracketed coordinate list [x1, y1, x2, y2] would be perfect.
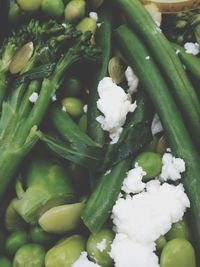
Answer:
[62, 97, 84, 118]
[134, 152, 162, 181]
[160, 238, 196, 267]
[77, 17, 97, 34]
[41, 0, 64, 18]
[87, 228, 114, 266]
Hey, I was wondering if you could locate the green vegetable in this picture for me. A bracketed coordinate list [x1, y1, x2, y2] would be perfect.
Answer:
[79, 114, 87, 132]
[0, 25, 101, 201]
[5, 230, 29, 256]
[39, 202, 84, 233]
[172, 42, 200, 80]
[64, 0, 86, 23]
[64, 77, 82, 97]
[77, 18, 97, 34]
[112, 0, 200, 147]
[0, 256, 12, 267]
[13, 244, 46, 267]
[166, 219, 190, 241]
[82, 159, 131, 233]
[133, 152, 162, 181]
[13, 155, 75, 224]
[101, 90, 153, 172]
[45, 235, 85, 267]
[115, 24, 200, 252]
[17, 0, 42, 12]
[62, 97, 84, 118]
[160, 238, 196, 267]
[87, 6, 112, 145]
[30, 226, 57, 245]
[8, 3, 22, 25]
[156, 236, 167, 253]
[41, 0, 64, 19]
[87, 228, 114, 267]
[191, 13, 200, 45]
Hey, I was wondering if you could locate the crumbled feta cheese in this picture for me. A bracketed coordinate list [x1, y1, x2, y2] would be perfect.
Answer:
[176, 49, 180, 55]
[145, 3, 162, 27]
[96, 239, 107, 252]
[97, 23, 102, 28]
[72, 252, 102, 267]
[96, 77, 137, 144]
[105, 169, 111, 175]
[89, 12, 98, 21]
[29, 92, 38, 103]
[83, 104, 88, 113]
[62, 106, 67, 112]
[151, 113, 163, 136]
[110, 234, 159, 267]
[111, 181, 190, 266]
[122, 164, 146, 194]
[51, 94, 57, 102]
[125, 66, 139, 95]
[145, 56, 150, 60]
[184, 42, 200, 55]
[159, 152, 186, 182]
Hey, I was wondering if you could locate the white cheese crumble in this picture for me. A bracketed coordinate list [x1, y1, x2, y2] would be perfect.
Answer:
[122, 164, 146, 194]
[72, 252, 102, 267]
[110, 234, 159, 267]
[176, 49, 180, 55]
[159, 152, 186, 182]
[89, 12, 98, 21]
[111, 181, 190, 267]
[83, 104, 88, 113]
[96, 77, 137, 144]
[96, 239, 107, 252]
[29, 92, 38, 103]
[62, 106, 67, 112]
[184, 42, 200, 55]
[125, 66, 139, 95]
[151, 113, 163, 136]
[145, 56, 150, 60]
[51, 94, 57, 102]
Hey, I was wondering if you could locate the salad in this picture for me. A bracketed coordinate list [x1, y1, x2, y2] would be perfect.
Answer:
[0, 0, 200, 266]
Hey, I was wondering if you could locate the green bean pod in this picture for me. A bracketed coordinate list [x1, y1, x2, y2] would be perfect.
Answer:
[87, 6, 113, 145]
[112, 0, 200, 147]
[171, 42, 200, 80]
[115, 24, 200, 257]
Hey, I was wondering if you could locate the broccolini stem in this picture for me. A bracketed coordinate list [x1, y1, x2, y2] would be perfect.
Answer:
[191, 14, 200, 45]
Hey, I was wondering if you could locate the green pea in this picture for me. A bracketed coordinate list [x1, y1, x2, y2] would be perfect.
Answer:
[30, 226, 57, 245]
[17, 0, 42, 12]
[155, 235, 167, 253]
[45, 235, 85, 267]
[160, 238, 196, 267]
[79, 114, 87, 132]
[87, 228, 114, 267]
[8, 3, 22, 25]
[62, 97, 84, 118]
[64, 0, 86, 23]
[41, 0, 64, 19]
[5, 230, 29, 255]
[64, 77, 82, 97]
[76, 17, 97, 34]
[133, 152, 162, 181]
[0, 256, 12, 267]
[166, 219, 190, 241]
[13, 243, 45, 267]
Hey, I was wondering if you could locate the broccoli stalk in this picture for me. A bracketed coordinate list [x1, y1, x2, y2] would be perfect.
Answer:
[0, 28, 101, 201]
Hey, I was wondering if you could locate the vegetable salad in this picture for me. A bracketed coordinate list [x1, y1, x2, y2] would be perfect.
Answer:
[0, 0, 200, 266]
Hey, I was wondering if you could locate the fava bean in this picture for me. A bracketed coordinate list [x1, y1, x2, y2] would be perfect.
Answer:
[62, 97, 84, 118]
[160, 238, 196, 267]
[64, 0, 86, 23]
[17, 0, 42, 12]
[166, 219, 190, 241]
[41, 0, 64, 19]
[5, 230, 29, 255]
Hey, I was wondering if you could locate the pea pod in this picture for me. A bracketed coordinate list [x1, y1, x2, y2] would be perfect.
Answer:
[112, 0, 200, 147]
[82, 159, 131, 233]
[13, 155, 75, 224]
[171, 42, 200, 80]
[87, 6, 113, 145]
